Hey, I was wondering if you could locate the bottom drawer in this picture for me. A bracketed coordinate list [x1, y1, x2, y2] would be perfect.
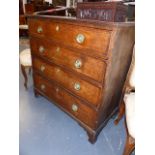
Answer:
[33, 73, 97, 129]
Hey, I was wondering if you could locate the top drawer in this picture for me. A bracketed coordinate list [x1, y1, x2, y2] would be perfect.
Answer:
[28, 18, 111, 57]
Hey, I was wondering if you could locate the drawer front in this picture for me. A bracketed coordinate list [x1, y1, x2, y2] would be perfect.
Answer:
[28, 18, 111, 57]
[28, 19, 45, 37]
[33, 57, 101, 106]
[30, 37, 106, 82]
[34, 73, 97, 129]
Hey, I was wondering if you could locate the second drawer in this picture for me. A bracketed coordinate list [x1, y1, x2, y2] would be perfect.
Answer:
[30, 37, 106, 82]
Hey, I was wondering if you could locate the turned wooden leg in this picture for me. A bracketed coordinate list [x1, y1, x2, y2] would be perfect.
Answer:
[87, 131, 97, 144]
[123, 134, 135, 155]
[114, 101, 125, 125]
[21, 64, 28, 90]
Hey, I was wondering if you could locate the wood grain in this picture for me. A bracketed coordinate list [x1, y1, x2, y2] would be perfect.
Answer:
[28, 15, 135, 143]
[30, 37, 107, 82]
[34, 73, 97, 129]
[33, 57, 102, 106]
[28, 18, 111, 57]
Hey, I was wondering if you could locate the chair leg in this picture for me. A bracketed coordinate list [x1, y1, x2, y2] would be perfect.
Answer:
[21, 65, 28, 90]
[114, 101, 125, 125]
[28, 67, 31, 75]
[123, 134, 135, 155]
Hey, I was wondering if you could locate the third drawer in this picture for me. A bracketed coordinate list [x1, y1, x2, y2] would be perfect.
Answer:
[33, 57, 103, 107]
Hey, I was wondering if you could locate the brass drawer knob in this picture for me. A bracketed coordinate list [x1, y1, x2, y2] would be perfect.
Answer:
[74, 82, 81, 91]
[56, 47, 60, 52]
[39, 46, 45, 53]
[56, 68, 60, 73]
[41, 84, 45, 90]
[76, 34, 85, 44]
[74, 59, 82, 69]
[56, 87, 59, 92]
[37, 26, 43, 33]
[72, 104, 78, 112]
[40, 65, 45, 72]
[56, 25, 60, 32]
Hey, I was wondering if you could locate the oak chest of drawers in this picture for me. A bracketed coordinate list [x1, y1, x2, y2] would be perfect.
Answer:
[28, 15, 135, 143]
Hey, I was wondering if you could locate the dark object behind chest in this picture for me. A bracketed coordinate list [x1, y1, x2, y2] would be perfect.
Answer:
[77, 2, 128, 22]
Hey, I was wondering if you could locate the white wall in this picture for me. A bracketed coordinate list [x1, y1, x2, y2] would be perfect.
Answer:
[44, 0, 53, 4]
[66, 0, 83, 8]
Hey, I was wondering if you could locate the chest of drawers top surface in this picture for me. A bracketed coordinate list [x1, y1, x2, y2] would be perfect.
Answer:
[28, 15, 135, 143]
[28, 16, 134, 56]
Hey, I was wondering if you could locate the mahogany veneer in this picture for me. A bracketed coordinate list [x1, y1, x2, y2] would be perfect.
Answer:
[30, 37, 106, 82]
[28, 15, 135, 144]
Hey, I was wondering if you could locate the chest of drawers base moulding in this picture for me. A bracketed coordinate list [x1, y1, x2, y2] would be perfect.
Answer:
[28, 15, 135, 144]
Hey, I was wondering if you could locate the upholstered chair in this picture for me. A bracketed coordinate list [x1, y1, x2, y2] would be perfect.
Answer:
[123, 91, 135, 155]
[20, 48, 32, 89]
[115, 48, 135, 155]
[19, 24, 28, 30]
[19, 15, 29, 37]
